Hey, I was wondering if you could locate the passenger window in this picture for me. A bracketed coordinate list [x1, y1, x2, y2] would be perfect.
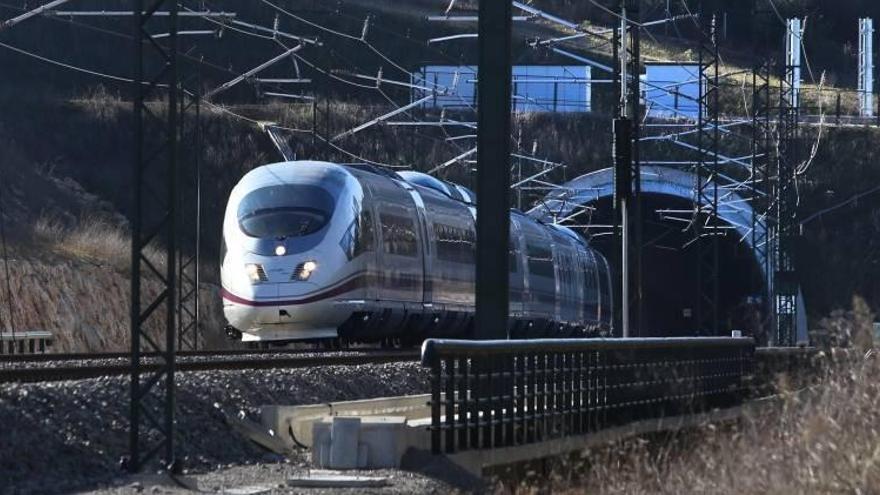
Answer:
[527, 242, 554, 278]
[434, 222, 476, 263]
[355, 209, 375, 256]
[380, 212, 418, 257]
[340, 204, 375, 260]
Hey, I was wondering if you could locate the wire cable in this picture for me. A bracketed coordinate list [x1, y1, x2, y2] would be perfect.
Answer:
[0, 40, 138, 83]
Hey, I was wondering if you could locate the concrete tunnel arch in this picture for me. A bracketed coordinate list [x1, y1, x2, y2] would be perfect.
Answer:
[527, 166, 786, 339]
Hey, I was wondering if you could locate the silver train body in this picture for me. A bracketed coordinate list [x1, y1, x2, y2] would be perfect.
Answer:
[221, 161, 612, 342]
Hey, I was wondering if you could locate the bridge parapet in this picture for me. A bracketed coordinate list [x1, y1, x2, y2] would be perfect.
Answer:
[421, 337, 755, 455]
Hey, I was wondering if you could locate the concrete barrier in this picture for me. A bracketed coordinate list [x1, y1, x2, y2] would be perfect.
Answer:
[260, 394, 433, 450]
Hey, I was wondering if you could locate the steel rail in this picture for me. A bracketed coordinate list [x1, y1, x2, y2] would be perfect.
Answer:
[0, 347, 402, 362]
[0, 350, 419, 383]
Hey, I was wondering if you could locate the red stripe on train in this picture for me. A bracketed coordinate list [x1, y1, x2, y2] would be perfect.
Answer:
[222, 274, 366, 307]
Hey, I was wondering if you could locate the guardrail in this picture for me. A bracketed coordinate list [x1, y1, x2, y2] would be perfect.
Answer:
[0, 331, 53, 355]
[421, 337, 755, 455]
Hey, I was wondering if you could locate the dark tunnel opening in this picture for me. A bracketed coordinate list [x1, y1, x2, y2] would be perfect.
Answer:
[575, 194, 766, 339]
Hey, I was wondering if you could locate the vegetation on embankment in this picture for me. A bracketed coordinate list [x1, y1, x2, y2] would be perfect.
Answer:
[8, 216, 228, 352]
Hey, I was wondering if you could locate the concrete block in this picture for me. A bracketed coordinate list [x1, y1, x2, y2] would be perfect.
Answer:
[261, 394, 432, 449]
[313, 424, 331, 466]
[329, 416, 361, 469]
[358, 416, 406, 468]
[312, 416, 410, 469]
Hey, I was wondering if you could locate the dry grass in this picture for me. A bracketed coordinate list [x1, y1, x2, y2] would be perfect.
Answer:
[505, 352, 880, 494]
[69, 84, 125, 123]
[33, 215, 132, 272]
[0, 215, 229, 352]
[0, 255, 228, 353]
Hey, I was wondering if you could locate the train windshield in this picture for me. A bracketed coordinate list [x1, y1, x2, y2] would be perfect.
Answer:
[237, 184, 334, 238]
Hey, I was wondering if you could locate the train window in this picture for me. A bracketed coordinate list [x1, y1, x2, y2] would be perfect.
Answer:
[340, 207, 376, 260]
[526, 242, 554, 278]
[435, 223, 476, 263]
[380, 212, 418, 257]
[355, 209, 375, 256]
[237, 185, 333, 239]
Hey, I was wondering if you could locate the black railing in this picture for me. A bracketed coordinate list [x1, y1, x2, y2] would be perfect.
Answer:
[421, 337, 754, 454]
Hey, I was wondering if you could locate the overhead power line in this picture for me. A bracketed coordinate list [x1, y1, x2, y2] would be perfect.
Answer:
[0, 0, 71, 31]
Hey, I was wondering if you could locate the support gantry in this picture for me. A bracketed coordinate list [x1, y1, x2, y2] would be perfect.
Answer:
[128, 0, 180, 472]
[177, 73, 202, 352]
[751, 61, 773, 344]
[694, 8, 721, 335]
[774, 18, 803, 346]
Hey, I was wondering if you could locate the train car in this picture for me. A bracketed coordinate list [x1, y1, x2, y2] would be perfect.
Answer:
[221, 160, 612, 343]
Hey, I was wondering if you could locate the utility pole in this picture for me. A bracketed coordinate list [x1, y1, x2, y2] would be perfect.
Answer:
[474, 0, 512, 339]
[612, 0, 642, 338]
[859, 18, 874, 118]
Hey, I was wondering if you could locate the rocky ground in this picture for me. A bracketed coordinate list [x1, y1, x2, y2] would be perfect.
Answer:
[0, 362, 456, 494]
[83, 464, 457, 494]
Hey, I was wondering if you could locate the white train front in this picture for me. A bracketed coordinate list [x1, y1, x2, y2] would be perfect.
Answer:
[221, 161, 612, 343]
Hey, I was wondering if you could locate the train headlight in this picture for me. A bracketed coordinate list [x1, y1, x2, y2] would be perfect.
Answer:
[274, 245, 287, 256]
[293, 260, 318, 281]
[245, 263, 267, 284]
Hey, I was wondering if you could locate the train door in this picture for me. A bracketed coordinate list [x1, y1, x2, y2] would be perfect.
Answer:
[551, 240, 562, 326]
[558, 247, 574, 326]
[582, 248, 600, 331]
[371, 179, 424, 306]
[521, 222, 555, 330]
[353, 180, 380, 304]
[401, 183, 433, 306]
[574, 248, 586, 325]
[509, 216, 525, 318]
[596, 253, 612, 332]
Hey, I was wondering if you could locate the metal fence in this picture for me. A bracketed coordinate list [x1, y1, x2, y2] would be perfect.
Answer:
[0, 330, 52, 354]
[421, 337, 754, 454]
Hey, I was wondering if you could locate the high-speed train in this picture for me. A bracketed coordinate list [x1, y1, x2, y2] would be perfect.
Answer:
[221, 160, 612, 343]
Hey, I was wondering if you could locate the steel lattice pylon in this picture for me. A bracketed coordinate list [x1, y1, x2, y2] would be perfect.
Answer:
[128, 0, 180, 472]
[693, 11, 721, 335]
[775, 26, 801, 346]
[751, 60, 773, 345]
[177, 77, 202, 352]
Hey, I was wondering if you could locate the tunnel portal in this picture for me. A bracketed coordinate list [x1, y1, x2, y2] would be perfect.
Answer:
[529, 166, 768, 339]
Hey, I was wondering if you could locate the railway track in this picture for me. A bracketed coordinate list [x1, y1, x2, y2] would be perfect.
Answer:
[0, 349, 420, 383]
[0, 347, 384, 362]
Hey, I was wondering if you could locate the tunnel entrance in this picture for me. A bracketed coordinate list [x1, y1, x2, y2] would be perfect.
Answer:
[581, 194, 764, 338]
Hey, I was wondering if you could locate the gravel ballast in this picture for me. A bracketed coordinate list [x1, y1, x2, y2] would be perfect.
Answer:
[0, 362, 432, 494]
